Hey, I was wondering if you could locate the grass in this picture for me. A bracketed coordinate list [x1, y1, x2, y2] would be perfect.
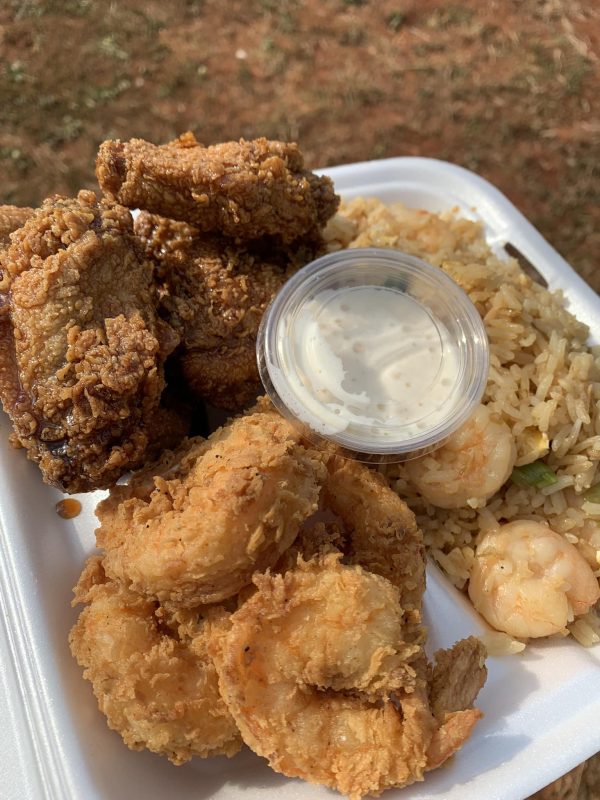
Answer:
[98, 34, 130, 61]
[0, 146, 31, 171]
[426, 5, 474, 29]
[386, 11, 407, 32]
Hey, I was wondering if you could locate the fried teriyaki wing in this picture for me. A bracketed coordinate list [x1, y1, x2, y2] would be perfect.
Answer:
[0, 190, 180, 492]
[135, 211, 322, 410]
[97, 133, 339, 242]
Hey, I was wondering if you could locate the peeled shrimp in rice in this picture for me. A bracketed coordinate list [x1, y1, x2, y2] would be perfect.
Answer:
[468, 520, 600, 639]
[406, 404, 517, 509]
[96, 409, 325, 607]
[211, 555, 486, 800]
[69, 556, 241, 763]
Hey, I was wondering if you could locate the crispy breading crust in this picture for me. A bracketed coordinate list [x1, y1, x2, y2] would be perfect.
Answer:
[0, 204, 35, 434]
[69, 557, 241, 763]
[211, 555, 486, 799]
[97, 133, 339, 242]
[0, 190, 179, 492]
[0, 205, 34, 247]
[135, 210, 322, 410]
[96, 409, 326, 606]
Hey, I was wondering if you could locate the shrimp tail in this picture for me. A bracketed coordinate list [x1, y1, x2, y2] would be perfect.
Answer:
[426, 708, 483, 771]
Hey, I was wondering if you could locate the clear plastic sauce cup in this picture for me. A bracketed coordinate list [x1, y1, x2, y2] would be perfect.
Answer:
[257, 248, 489, 461]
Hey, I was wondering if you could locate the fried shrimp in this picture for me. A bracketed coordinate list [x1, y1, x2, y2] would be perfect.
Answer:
[211, 556, 485, 799]
[69, 556, 241, 763]
[96, 409, 325, 607]
[211, 556, 428, 797]
[248, 399, 426, 615]
[468, 520, 600, 638]
[322, 454, 425, 614]
[271, 454, 425, 655]
[406, 404, 517, 509]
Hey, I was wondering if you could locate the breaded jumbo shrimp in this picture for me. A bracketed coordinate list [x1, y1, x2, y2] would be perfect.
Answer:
[96, 409, 326, 606]
[211, 555, 486, 799]
[69, 557, 241, 763]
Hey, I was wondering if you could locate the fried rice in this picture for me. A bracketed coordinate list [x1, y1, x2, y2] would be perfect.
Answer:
[324, 198, 600, 647]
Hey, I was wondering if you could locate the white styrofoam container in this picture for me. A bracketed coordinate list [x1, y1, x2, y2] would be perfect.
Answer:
[1, 157, 599, 800]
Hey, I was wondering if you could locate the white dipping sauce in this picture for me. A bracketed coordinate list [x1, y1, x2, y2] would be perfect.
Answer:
[277, 285, 459, 438]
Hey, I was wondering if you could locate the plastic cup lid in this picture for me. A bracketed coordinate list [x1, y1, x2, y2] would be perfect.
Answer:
[258, 248, 489, 460]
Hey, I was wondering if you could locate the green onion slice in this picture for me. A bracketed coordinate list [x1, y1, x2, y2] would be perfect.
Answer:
[511, 460, 558, 489]
[584, 484, 600, 504]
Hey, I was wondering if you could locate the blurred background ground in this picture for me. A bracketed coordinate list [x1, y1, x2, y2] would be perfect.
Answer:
[0, 1, 599, 796]
[0, 0, 598, 289]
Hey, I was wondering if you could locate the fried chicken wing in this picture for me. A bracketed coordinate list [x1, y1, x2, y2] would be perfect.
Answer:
[96, 408, 326, 606]
[135, 211, 321, 410]
[97, 133, 339, 242]
[0, 205, 34, 420]
[0, 190, 180, 492]
[69, 556, 241, 763]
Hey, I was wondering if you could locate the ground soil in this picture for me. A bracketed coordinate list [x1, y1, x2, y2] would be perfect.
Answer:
[0, 0, 598, 289]
[0, 1, 599, 795]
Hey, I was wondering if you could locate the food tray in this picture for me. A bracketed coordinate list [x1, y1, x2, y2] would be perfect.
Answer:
[1, 157, 600, 800]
